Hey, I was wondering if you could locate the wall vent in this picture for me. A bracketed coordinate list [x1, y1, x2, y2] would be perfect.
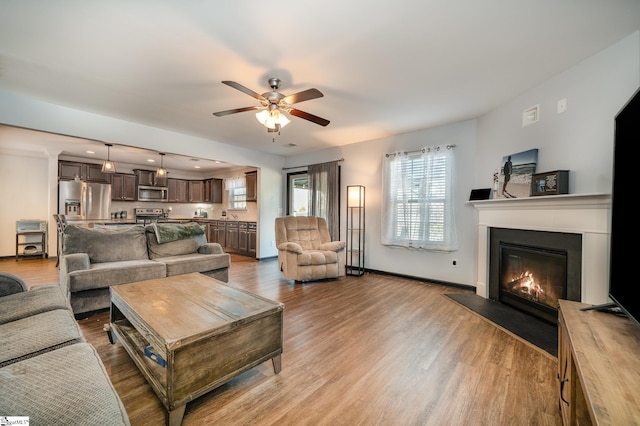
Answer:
[522, 104, 540, 127]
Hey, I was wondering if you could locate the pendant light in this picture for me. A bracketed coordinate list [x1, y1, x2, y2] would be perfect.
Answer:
[156, 152, 167, 178]
[101, 143, 116, 173]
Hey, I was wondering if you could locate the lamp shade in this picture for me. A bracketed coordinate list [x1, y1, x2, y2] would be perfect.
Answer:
[347, 185, 365, 208]
[156, 152, 167, 177]
[101, 143, 116, 173]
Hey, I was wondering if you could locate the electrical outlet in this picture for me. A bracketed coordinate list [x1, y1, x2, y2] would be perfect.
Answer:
[452, 259, 458, 268]
[271, 240, 275, 247]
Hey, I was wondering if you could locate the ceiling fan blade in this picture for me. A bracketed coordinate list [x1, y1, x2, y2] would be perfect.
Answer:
[213, 106, 261, 117]
[288, 108, 330, 127]
[221, 81, 266, 101]
[282, 88, 324, 105]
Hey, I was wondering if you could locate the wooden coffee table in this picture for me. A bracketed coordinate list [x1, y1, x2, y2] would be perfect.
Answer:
[107, 273, 284, 426]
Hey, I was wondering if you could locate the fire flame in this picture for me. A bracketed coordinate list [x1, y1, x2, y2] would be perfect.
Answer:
[509, 271, 545, 302]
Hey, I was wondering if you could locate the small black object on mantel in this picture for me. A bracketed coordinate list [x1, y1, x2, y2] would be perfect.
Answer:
[531, 170, 569, 196]
[469, 188, 492, 201]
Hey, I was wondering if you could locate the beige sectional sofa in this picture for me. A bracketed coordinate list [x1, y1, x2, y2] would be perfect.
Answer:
[0, 272, 130, 425]
[60, 222, 230, 316]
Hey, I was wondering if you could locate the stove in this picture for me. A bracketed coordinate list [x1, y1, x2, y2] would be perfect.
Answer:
[134, 208, 164, 223]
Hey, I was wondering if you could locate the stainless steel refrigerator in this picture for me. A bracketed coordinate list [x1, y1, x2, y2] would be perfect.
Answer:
[58, 180, 112, 220]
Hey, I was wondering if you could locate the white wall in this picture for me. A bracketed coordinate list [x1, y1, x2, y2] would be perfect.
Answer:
[0, 149, 50, 258]
[283, 31, 640, 287]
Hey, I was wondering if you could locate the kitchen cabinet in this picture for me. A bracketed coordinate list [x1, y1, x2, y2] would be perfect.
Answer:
[168, 178, 189, 203]
[59, 161, 110, 183]
[245, 171, 257, 202]
[225, 221, 239, 253]
[188, 180, 204, 202]
[135, 169, 167, 187]
[214, 221, 225, 246]
[204, 178, 223, 203]
[238, 221, 257, 257]
[86, 164, 111, 183]
[111, 173, 137, 201]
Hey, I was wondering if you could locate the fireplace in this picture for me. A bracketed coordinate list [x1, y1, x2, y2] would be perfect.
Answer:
[488, 228, 582, 324]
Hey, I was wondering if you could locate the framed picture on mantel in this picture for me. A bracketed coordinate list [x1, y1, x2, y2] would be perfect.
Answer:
[497, 148, 538, 199]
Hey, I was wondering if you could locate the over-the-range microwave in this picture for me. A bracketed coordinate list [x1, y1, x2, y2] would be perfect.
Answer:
[138, 185, 168, 202]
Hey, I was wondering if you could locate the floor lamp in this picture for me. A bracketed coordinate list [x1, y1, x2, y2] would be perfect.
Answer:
[346, 185, 365, 276]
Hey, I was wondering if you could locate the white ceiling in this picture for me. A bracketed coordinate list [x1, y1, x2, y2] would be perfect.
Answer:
[1, 1, 639, 165]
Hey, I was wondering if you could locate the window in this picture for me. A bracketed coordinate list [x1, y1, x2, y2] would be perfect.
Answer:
[381, 146, 457, 251]
[287, 172, 310, 216]
[226, 176, 246, 210]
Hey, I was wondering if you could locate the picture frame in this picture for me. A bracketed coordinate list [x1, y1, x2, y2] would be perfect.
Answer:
[497, 148, 538, 199]
[531, 170, 569, 196]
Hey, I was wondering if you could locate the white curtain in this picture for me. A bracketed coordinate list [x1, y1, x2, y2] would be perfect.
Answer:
[225, 176, 246, 190]
[381, 146, 457, 251]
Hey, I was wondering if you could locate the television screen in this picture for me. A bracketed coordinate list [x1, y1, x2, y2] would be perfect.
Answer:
[608, 86, 640, 328]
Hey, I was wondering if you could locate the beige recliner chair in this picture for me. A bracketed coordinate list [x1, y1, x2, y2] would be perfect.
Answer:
[275, 216, 346, 282]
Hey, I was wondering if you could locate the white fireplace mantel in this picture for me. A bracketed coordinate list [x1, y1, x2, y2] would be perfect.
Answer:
[469, 193, 611, 305]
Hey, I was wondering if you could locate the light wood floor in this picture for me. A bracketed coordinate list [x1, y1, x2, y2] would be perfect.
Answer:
[1, 256, 562, 426]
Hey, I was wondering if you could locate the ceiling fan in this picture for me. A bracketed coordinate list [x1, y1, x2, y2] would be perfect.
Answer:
[213, 78, 330, 133]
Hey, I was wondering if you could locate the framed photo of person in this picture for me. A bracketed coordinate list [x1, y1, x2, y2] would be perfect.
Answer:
[497, 148, 538, 199]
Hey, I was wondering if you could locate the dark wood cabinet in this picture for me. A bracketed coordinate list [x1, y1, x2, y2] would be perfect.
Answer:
[59, 161, 111, 183]
[111, 173, 137, 201]
[225, 221, 239, 253]
[86, 164, 111, 182]
[245, 171, 257, 202]
[188, 180, 204, 203]
[204, 179, 223, 203]
[135, 169, 167, 187]
[238, 221, 257, 257]
[168, 178, 189, 203]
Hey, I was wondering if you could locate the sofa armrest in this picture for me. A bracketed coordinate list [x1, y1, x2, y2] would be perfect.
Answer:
[318, 241, 346, 252]
[198, 243, 224, 255]
[277, 242, 304, 254]
[62, 253, 91, 273]
[0, 272, 28, 297]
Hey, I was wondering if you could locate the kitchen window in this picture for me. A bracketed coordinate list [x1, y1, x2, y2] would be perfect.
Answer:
[226, 176, 247, 210]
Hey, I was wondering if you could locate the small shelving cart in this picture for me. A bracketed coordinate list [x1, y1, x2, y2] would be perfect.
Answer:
[16, 220, 47, 261]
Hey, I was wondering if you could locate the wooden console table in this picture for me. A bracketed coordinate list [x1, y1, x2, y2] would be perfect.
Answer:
[558, 300, 640, 425]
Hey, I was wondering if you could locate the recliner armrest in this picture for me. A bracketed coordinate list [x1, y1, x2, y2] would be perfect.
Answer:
[318, 241, 346, 252]
[277, 242, 304, 254]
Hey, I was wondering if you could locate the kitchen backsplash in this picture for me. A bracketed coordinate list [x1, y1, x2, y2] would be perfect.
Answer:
[110, 201, 257, 222]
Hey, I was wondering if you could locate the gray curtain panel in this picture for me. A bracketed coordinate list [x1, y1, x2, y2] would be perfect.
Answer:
[308, 160, 340, 241]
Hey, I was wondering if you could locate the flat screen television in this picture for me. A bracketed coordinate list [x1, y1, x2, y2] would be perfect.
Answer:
[582, 87, 640, 328]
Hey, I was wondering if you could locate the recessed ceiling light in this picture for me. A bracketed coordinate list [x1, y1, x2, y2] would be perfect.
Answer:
[85, 150, 95, 154]
[194, 165, 201, 169]
[147, 159, 155, 163]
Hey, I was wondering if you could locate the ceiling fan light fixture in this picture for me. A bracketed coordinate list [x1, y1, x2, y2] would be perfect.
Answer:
[156, 152, 167, 177]
[256, 109, 290, 130]
[101, 143, 116, 173]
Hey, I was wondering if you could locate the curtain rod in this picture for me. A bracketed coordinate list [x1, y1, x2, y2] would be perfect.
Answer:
[282, 158, 344, 171]
[386, 144, 456, 157]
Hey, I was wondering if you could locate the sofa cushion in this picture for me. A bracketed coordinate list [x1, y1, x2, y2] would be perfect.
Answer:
[67, 260, 166, 293]
[0, 284, 70, 324]
[155, 253, 231, 277]
[146, 224, 208, 259]
[63, 225, 149, 263]
[0, 309, 84, 367]
[0, 343, 130, 425]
